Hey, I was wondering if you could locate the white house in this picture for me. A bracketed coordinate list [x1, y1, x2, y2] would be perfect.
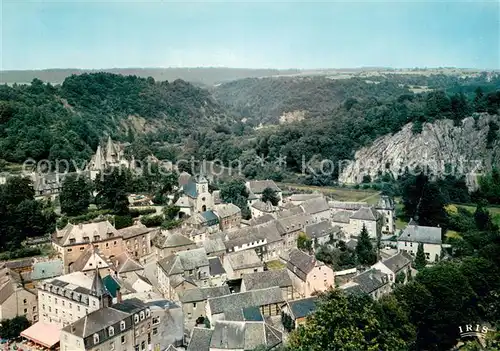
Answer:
[397, 221, 442, 262]
[245, 180, 283, 206]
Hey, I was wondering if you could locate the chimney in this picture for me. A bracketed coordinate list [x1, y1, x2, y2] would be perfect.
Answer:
[116, 286, 122, 303]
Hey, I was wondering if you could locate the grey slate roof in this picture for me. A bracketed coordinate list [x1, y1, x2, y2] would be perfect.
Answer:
[202, 236, 226, 255]
[178, 286, 231, 303]
[275, 214, 313, 235]
[227, 250, 263, 271]
[208, 257, 226, 276]
[381, 252, 412, 273]
[246, 180, 281, 194]
[398, 223, 442, 244]
[304, 220, 336, 239]
[351, 268, 389, 294]
[158, 248, 209, 275]
[329, 201, 368, 211]
[154, 231, 195, 249]
[187, 327, 213, 351]
[117, 224, 152, 239]
[290, 193, 323, 202]
[214, 203, 241, 218]
[223, 221, 281, 250]
[300, 197, 329, 215]
[283, 249, 318, 281]
[276, 206, 306, 218]
[251, 200, 275, 212]
[331, 210, 351, 224]
[287, 297, 318, 319]
[208, 287, 284, 315]
[209, 321, 282, 350]
[62, 306, 130, 338]
[350, 206, 381, 221]
[249, 213, 275, 226]
[114, 252, 143, 274]
[241, 269, 292, 291]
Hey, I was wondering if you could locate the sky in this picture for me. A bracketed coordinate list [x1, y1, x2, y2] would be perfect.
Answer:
[1, 0, 499, 70]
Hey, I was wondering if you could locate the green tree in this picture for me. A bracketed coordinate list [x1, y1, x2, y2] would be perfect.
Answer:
[474, 87, 487, 112]
[474, 200, 494, 231]
[163, 205, 180, 220]
[0, 316, 31, 340]
[94, 167, 131, 215]
[219, 178, 251, 219]
[60, 174, 93, 216]
[297, 232, 312, 253]
[261, 187, 280, 206]
[114, 215, 133, 229]
[414, 243, 427, 270]
[355, 224, 376, 265]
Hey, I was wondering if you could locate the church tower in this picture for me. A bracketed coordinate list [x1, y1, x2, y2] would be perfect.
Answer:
[90, 269, 112, 308]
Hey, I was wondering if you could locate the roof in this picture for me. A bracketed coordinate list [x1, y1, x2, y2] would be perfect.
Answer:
[242, 306, 263, 321]
[226, 250, 263, 271]
[276, 206, 305, 218]
[166, 345, 179, 351]
[350, 207, 381, 221]
[174, 195, 191, 208]
[351, 268, 389, 294]
[2, 258, 33, 270]
[178, 171, 192, 187]
[381, 252, 412, 273]
[31, 260, 64, 281]
[300, 197, 330, 215]
[187, 327, 213, 351]
[283, 249, 318, 281]
[213, 190, 222, 205]
[178, 286, 231, 303]
[202, 236, 226, 255]
[201, 210, 219, 223]
[249, 213, 275, 225]
[214, 203, 241, 218]
[242, 269, 292, 290]
[276, 214, 314, 235]
[287, 297, 318, 319]
[329, 201, 368, 211]
[21, 322, 62, 348]
[62, 306, 130, 338]
[345, 239, 358, 250]
[331, 210, 351, 224]
[246, 180, 281, 194]
[290, 193, 323, 202]
[208, 287, 285, 315]
[209, 321, 282, 350]
[53, 220, 119, 247]
[304, 220, 337, 239]
[117, 224, 152, 239]
[114, 252, 143, 274]
[71, 246, 113, 273]
[102, 275, 121, 298]
[183, 181, 199, 198]
[223, 221, 281, 250]
[154, 230, 195, 249]
[208, 257, 226, 276]
[158, 248, 209, 276]
[90, 270, 110, 297]
[398, 223, 442, 245]
[252, 200, 275, 212]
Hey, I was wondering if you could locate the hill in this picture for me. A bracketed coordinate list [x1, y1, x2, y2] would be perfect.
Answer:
[0, 68, 301, 86]
[0, 73, 233, 163]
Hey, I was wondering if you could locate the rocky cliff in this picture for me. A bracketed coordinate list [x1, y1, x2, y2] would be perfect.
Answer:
[338, 114, 500, 188]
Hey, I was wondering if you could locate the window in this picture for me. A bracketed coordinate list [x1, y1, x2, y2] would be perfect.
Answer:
[62, 301, 65, 306]
[23, 308, 27, 313]
[69, 303, 72, 308]
[80, 247, 85, 251]
[120, 321, 126, 331]
[23, 299, 27, 304]
[55, 298, 58, 304]
[42, 304, 45, 310]
[93, 300, 96, 307]
[152, 327, 158, 336]
[152, 316, 160, 325]
[193, 302, 197, 308]
[67, 248, 72, 252]
[134, 314, 139, 323]
[140, 311, 145, 320]
[108, 327, 114, 336]
[32, 306, 36, 312]
[121, 336, 126, 344]
[55, 309, 58, 315]
[93, 334, 99, 344]
[145, 309, 151, 318]
[77, 306, 80, 312]
[110, 342, 115, 350]
[48, 306, 51, 312]
[141, 341, 146, 350]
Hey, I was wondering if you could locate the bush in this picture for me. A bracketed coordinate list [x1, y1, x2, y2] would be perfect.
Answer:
[161, 219, 182, 229]
[141, 215, 164, 227]
[129, 207, 157, 217]
[114, 215, 134, 229]
[0, 247, 41, 261]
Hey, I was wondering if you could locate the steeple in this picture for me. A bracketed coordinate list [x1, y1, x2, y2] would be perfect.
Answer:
[105, 136, 117, 163]
[90, 268, 109, 298]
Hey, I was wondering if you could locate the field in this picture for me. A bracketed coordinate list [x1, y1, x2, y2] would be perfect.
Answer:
[278, 183, 380, 203]
[266, 260, 286, 270]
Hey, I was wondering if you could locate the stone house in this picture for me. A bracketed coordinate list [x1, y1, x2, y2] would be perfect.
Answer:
[299, 197, 331, 222]
[0, 268, 38, 323]
[349, 206, 383, 239]
[223, 250, 264, 280]
[281, 296, 318, 329]
[245, 180, 283, 206]
[397, 221, 443, 262]
[341, 268, 391, 300]
[117, 224, 154, 260]
[283, 248, 335, 298]
[185, 210, 220, 233]
[208, 257, 227, 286]
[372, 252, 413, 286]
[240, 269, 295, 301]
[153, 230, 197, 260]
[375, 196, 396, 235]
[112, 252, 144, 280]
[304, 221, 342, 246]
[213, 203, 242, 231]
[70, 246, 114, 276]
[250, 200, 277, 219]
[178, 286, 230, 330]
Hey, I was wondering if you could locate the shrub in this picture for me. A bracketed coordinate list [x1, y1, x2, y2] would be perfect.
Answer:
[141, 215, 164, 227]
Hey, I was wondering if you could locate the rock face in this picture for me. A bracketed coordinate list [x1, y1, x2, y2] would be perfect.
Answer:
[338, 114, 500, 189]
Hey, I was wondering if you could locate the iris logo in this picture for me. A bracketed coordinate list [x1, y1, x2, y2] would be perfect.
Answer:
[458, 324, 489, 338]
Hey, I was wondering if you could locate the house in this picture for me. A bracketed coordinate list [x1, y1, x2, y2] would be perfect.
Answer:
[70, 246, 114, 275]
[87, 136, 135, 180]
[331, 210, 352, 232]
[241, 269, 295, 300]
[214, 203, 242, 231]
[113, 252, 144, 279]
[349, 206, 383, 239]
[397, 221, 443, 262]
[287, 193, 323, 206]
[178, 286, 230, 330]
[52, 220, 123, 273]
[153, 230, 197, 259]
[304, 221, 341, 246]
[185, 210, 220, 233]
[157, 248, 210, 299]
[249, 213, 276, 226]
[202, 235, 227, 258]
[102, 275, 136, 303]
[281, 297, 318, 329]
[31, 259, 64, 283]
[208, 257, 227, 286]
[38, 270, 112, 327]
[0, 268, 38, 323]
[250, 200, 277, 219]
[372, 252, 413, 285]
[223, 250, 264, 279]
[206, 287, 285, 323]
[175, 175, 215, 217]
[275, 214, 315, 250]
[376, 196, 396, 235]
[117, 224, 154, 260]
[245, 180, 283, 206]
[300, 197, 330, 222]
[276, 206, 305, 219]
[341, 268, 391, 300]
[329, 201, 368, 214]
[223, 222, 281, 261]
[283, 248, 335, 297]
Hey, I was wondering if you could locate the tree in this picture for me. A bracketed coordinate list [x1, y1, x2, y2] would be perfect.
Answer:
[219, 178, 251, 219]
[114, 215, 133, 229]
[163, 205, 180, 220]
[297, 232, 312, 253]
[0, 316, 31, 340]
[287, 290, 414, 351]
[355, 224, 376, 265]
[94, 167, 131, 215]
[414, 243, 427, 270]
[60, 174, 93, 216]
[261, 187, 279, 206]
[474, 200, 493, 231]
[474, 87, 487, 113]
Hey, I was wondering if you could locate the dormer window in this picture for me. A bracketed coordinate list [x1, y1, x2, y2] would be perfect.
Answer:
[134, 314, 139, 324]
[140, 311, 145, 321]
[120, 321, 126, 331]
[145, 309, 151, 318]
[69, 238, 76, 244]
[108, 326, 114, 336]
[93, 334, 99, 344]
[94, 235, 100, 241]
[83, 236, 89, 242]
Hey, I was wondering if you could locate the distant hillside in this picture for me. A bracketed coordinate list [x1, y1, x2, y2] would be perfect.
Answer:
[0, 68, 301, 86]
[0, 73, 234, 163]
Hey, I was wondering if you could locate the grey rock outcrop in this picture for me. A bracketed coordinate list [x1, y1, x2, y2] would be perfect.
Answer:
[338, 114, 500, 189]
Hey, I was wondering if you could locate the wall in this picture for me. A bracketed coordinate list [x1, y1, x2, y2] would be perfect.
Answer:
[397, 241, 441, 263]
[0, 288, 37, 322]
[124, 232, 151, 259]
[305, 265, 334, 297]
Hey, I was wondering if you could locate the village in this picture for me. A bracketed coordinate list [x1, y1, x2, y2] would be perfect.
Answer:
[0, 137, 447, 351]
